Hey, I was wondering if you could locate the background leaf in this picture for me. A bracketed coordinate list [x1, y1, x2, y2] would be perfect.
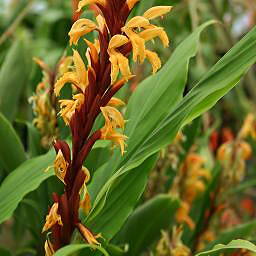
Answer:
[0, 113, 26, 173]
[0, 150, 54, 224]
[0, 39, 31, 121]
[196, 239, 256, 256]
[114, 195, 180, 256]
[203, 221, 256, 251]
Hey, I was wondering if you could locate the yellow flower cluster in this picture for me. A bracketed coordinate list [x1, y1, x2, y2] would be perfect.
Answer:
[101, 102, 127, 155]
[174, 154, 211, 230]
[29, 58, 59, 148]
[53, 0, 172, 155]
[109, 6, 171, 84]
[156, 227, 191, 256]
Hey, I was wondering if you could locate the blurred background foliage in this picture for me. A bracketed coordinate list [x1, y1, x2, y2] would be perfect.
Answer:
[0, 0, 256, 255]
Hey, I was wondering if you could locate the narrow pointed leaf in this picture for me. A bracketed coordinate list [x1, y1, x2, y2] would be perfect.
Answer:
[0, 113, 27, 173]
[0, 39, 31, 121]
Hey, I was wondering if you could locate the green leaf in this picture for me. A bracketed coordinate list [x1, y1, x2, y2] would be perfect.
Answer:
[0, 113, 27, 173]
[115, 195, 180, 256]
[26, 122, 44, 157]
[87, 154, 158, 239]
[129, 25, 256, 167]
[88, 21, 216, 229]
[88, 24, 256, 244]
[0, 248, 12, 256]
[0, 150, 55, 224]
[54, 244, 110, 256]
[196, 239, 256, 256]
[0, 39, 31, 121]
[203, 221, 256, 251]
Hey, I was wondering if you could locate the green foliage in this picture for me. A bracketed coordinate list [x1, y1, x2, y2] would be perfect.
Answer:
[86, 21, 217, 240]
[196, 239, 256, 256]
[115, 195, 180, 256]
[1, 1, 256, 255]
[0, 39, 31, 121]
[54, 244, 110, 256]
[0, 113, 26, 173]
[0, 150, 54, 224]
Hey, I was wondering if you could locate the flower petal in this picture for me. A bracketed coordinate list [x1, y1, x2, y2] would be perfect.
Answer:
[145, 50, 161, 73]
[143, 6, 172, 20]
[68, 19, 97, 45]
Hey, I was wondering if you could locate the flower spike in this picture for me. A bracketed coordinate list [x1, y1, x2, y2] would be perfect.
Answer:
[45, 0, 172, 253]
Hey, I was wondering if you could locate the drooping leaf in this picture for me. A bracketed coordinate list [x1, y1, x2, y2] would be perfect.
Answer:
[0, 150, 55, 224]
[196, 239, 256, 256]
[115, 195, 180, 256]
[0, 113, 27, 173]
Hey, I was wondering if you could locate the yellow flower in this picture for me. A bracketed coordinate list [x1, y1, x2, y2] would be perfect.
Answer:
[105, 131, 128, 155]
[101, 106, 125, 130]
[175, 201, 195, 230]
[54, 150, 69, 183]
[121, 6, 171, 73]
[77, 223, 101, 245]
[108, 97, 125, 107]
[239, 113, 256, 139]
[54, 50, 88, 96]
[145, 50, 161, 73]
[172, 246, 190, 256]
[69, 19, 97, 45]
[143, 6, 173, 20]
[139, 27, 169, 47]
[42, 203, 63, 233]
[59, 93, 85, 125]
[79, 166, 91, 215]
[100, 106, 127, 154]
[77, 0, 106, 12]
[80, 192, 91, 215]
[108, 35, 131, 84]
[44, 239, 55, 256]
[96, 15, 106, 32]
[58, 56, 73, 76]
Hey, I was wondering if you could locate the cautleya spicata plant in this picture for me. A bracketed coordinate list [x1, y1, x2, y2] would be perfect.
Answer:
[42, 0, 172, 254]
[0, 1, 256, 256]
